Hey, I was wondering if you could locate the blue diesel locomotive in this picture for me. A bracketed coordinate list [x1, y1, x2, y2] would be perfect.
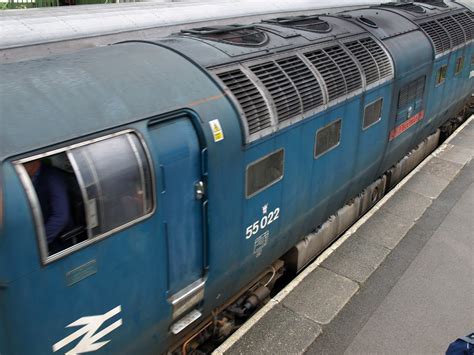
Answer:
[0, 1, 473, 354]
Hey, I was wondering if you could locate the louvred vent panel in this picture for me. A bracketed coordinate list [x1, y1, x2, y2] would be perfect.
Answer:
[249, 61, 301, 122]
[275, 56, 324, 112]
[345, 37, 393, 85]
[217, 69, 271, 135]
[304, 45, 362, 102]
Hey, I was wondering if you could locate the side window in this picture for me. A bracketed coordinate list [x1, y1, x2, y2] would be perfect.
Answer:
[363, 98, 383, 129]
[315, 119, 342, 158]
[436, 65, 447, 86]
[455, 56, 464, 75]
[18, 132, 153, 261]
[246, 149, 284, 198]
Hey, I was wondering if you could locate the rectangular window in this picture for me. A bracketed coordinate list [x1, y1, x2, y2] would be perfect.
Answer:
[363, 98, 383, 129]
[246, 149, 284, 198]
[455, 56, 464, 75]
[314, 119, 342, 158]
[17, 131, 153, 262]
[436, 65, 447, 85]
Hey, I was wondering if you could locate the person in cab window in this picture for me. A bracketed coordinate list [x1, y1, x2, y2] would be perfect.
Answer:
[24, 160, 73, 252]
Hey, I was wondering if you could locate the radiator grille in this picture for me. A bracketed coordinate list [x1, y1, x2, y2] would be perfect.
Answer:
[217, 69, 271, 135]
[419, 12, 473, 55]
[420, 20, 452, 54]
[276, 56, 324, 112]
[438, 16, 464, 47]
[345, 37, 393, 86]
[304, 45, 362, 102]
[249, 61, 301, 122]
[452, 12, 473, 41]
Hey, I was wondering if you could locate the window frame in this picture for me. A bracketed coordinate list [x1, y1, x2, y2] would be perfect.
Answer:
[435, 64, 448, 86]
[362, 98, 384, 130]
[314, 119, 342, 159]
[454, 56, 464, 76]
[14, 129, 156, 265]
[245, 148, 285, 199]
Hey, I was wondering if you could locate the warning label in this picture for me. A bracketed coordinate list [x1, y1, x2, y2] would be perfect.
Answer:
[209, 119, 224, 142]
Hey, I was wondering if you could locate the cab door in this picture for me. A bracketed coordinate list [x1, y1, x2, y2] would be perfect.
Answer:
[148, 116, 206, 322]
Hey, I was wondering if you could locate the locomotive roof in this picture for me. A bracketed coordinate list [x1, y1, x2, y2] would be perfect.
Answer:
[0, 42, 225, 162]
[0, 0, 393, 63]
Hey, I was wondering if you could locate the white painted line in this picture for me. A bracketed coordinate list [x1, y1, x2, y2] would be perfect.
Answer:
[213, 115, 473, 354]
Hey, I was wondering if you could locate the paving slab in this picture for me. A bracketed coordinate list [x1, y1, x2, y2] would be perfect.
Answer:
[282, 267, 358, 325]
[381, 188, 432, 222]
[436, 144, 473, 165]
[422, 156, 463, 181]
[320, 236, 390, 283]
[449, 131, 474, 151]
[402, 170, 450, 199]
[224, 304, 322, 355]
[354, 209, 413, 249]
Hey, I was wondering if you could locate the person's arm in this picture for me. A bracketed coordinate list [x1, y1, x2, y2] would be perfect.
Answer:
[44, 171, 71, 244]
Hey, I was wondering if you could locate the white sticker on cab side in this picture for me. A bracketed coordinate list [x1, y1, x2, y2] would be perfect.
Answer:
[209, 119, 224, 142]
[245, 204, 280, 239]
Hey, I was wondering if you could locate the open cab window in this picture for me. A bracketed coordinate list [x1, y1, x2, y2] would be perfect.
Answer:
[16, 131, 154, 263]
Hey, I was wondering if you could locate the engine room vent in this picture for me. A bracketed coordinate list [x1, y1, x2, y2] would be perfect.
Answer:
[217, 69, 272, 135]
[303, 45, 362, 102]
[380, 2, 426, 14]
[249, 61, 302, 122]
[275, 56, 324, 112]
[419, 13, 472, 55]
[181, 25, 268, 47]
[344, 37, 393, 85]
[262, 15, 332, 33]
[357, 16, 378, 28]
[415, 0, 448, 8]
[452, 12, 473, 41]
[437, 16, 464, 47]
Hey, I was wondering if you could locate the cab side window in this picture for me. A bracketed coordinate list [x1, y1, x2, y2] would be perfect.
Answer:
[18, 132, 153, 261]
[454, 57, 464, 76]
[436, 65, 447, 86]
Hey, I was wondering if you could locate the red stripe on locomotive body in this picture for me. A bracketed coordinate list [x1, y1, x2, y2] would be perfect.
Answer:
[389, 110, 425, 141]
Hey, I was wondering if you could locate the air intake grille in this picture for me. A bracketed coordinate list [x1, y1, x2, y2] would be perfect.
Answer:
[420, 20, 452, 54]
[438, 16, 464, 47]
[304, 45, 362, 102]
[419, 13, 473, 55]
[452, 12, 473, 41]
[345, 37, 393, 86]
[217, 69, 271, 135]
[249, 61, 301, 122]
[275, 56, 324, 112]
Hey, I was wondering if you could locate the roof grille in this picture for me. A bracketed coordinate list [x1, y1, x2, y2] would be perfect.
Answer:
[276, 56, 324, 112]
[344, 37, 392, 86]
[380, 2, 426, 14]
[217, 69, 271, 135]
[438, 16, 464, 47]
[181, 25, 268, 47]
[304, 45, 362, 102]
[262, 15, 332, 33]
[452, 12, 473, 41]
[249, 61, 301, 122]
[419, 20, 451, 54]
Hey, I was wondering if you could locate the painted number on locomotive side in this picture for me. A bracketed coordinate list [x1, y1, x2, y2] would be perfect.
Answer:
[245, 207, 280, 239]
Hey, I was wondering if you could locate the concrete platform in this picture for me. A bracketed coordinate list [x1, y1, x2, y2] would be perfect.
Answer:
[214, 116, 474, 355]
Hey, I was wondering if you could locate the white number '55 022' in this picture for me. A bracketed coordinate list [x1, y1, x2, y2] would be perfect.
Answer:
[245, 207, 280, 239]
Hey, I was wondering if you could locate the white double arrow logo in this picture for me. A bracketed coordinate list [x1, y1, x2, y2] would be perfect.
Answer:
[52, 306, 122, 355]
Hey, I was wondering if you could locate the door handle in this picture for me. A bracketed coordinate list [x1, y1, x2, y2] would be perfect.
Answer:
[195, 181, 205, 200]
